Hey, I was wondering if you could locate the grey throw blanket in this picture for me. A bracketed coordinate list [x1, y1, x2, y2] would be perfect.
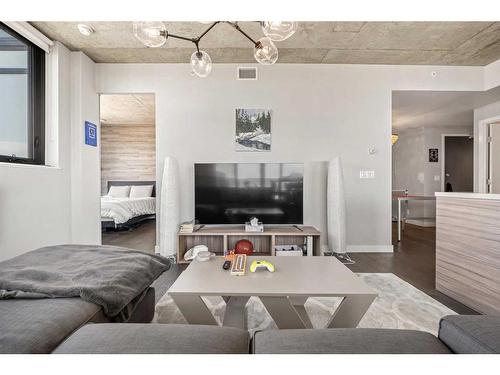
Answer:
[0, 245, 170, 319]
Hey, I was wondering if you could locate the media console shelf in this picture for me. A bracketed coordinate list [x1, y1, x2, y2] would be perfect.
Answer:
[177, 225, 321, 264]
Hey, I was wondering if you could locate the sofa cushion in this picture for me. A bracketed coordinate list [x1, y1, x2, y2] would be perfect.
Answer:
[253, 328, 452, 354]
[0, 298, 105, 354]
[126, 287, 155, 323]
[54, 324, 250, 354]
[438, 315, 500, 354]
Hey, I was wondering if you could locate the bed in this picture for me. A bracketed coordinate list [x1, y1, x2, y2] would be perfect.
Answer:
[101, 181, 156, 230]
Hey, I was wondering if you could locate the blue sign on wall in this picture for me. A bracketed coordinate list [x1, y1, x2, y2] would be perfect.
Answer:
[85, 121, 97, 147]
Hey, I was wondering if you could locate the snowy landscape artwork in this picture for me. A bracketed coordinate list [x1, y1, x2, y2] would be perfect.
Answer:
[235, 108, 271, 152]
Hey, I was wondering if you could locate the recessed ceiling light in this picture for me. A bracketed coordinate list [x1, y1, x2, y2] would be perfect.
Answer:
[77, 24, 94, 36]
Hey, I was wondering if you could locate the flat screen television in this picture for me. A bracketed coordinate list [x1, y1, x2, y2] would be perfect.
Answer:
[195, 163, 303, 224]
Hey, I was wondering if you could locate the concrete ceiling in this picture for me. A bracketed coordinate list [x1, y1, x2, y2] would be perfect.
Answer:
[392, 86, 500, 131]
[100, 94, 155, 125]
[31, 21, 500, 65]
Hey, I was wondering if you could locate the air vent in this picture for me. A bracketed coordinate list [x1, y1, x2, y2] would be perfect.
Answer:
[237, 67, 258, 80]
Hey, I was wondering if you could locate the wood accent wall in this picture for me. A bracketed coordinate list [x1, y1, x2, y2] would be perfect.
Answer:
[436, 197, 500, 315]
[100, 123, 155, 194]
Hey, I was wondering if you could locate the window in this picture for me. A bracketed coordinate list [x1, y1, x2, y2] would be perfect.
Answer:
[0, 23, 45, 165]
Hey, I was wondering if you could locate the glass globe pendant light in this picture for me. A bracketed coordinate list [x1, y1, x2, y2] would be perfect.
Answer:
[133, 22, 167, 47]
[261, 21, 298, 42]
[254, 37, 278, 65]
[190, 50, 212, 78]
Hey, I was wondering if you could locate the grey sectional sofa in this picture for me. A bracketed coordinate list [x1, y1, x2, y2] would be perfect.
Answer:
[0, 287, 155, 354]
[54, 324, 250, 354]
[52, 315, 500, 354]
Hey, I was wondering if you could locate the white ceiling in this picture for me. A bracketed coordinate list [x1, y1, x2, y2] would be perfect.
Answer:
[100, 94, 155, 125]
[392, 86, 500, 131]
[31, 21, 500, 65]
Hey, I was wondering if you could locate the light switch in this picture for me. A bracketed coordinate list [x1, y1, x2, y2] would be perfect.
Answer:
[360, 170, 375, 179]
[434, 175, 440, 181]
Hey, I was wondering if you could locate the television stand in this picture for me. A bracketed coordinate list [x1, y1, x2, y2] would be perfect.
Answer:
[177, 225, 321, 264]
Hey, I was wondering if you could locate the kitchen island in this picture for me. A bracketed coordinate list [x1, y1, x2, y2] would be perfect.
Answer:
[435, 192, 500, 315]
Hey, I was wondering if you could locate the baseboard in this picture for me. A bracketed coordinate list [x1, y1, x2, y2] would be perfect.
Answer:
[406, 219, 436, 227]
[346, 245, 393, 253]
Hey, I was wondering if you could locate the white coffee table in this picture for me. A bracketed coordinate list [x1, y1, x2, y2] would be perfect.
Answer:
[168, 256, 376, 330]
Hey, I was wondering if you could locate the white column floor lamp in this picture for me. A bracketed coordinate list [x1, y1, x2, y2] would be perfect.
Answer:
[327, 156, 354, 264]
[159, 156, 180, 260]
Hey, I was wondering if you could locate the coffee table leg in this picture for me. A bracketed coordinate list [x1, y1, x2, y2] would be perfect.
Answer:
[326, 294, 375, 328]
[223, 296, 250, 329]
[170, 294, 218, 326]
[259, 296, 307, 329]
[288, 296, 308, 305]
[288, 296, 313, 329]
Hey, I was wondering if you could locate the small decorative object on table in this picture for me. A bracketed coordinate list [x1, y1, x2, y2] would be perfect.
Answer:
[183, 245, 209, 261]
[274, 244, 303, 256]
[249, 260, 275, 273]
[245, 216, 264, 232]
[179, 220, 195, 234]
[234, 239, 254, 255]
[225, 250, 236, 261]
[195, 251, 215, 262]
[230, 254, 247, 276]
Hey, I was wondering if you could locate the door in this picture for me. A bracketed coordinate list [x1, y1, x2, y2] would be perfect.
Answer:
[444, 136, 473, 192]
[488, 122, 500, 193]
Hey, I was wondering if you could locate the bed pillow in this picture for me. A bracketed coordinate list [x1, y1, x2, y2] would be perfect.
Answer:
[129, 185, 154, 198]
[108, 185, 131, 198]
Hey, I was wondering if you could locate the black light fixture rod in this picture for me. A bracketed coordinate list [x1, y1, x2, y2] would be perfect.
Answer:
[195, 21, 220, 42]
[161, 21, 259, 50]
[226, 22, 259, 46]
[168, 33, 196, 43]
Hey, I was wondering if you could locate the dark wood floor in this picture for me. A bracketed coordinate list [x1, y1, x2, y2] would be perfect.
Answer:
[102, 220, 156, 253]
[347, 223, 476, 314]
[103, 219, 476, 313]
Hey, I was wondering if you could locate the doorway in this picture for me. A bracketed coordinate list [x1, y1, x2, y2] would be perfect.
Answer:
[442, 135, 474, 192]
[99, 94, 156, 253]
[488, 122, 500, 193]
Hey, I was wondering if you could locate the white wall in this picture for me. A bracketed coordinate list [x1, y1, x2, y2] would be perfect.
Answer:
[0, 45, 100, 261]
[392, 128, 425, 194]
[97, 63, 484, 253]
[392, 126, 473, 224]
[69, 52, 100, 244]
[485, 59, 500, 90]
[474, 99, 500, 192]
[392, 128, 425, 219]
[0, 43, 72, 261]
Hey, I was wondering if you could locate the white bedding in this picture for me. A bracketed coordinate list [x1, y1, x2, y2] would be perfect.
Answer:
[101, 196, 156, 224]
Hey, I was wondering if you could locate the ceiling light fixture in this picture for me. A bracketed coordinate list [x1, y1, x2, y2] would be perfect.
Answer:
[77, 24, 94, 36]
[190, 50, 212, 78]
[132, 21, 167, 48]
[253, 37, 278, 65]
[261, 21, 298, 42]
[132, 21, 297, 78]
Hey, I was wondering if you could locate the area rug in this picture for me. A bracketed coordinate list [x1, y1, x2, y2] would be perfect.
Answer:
[153, 273, 456, 335]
